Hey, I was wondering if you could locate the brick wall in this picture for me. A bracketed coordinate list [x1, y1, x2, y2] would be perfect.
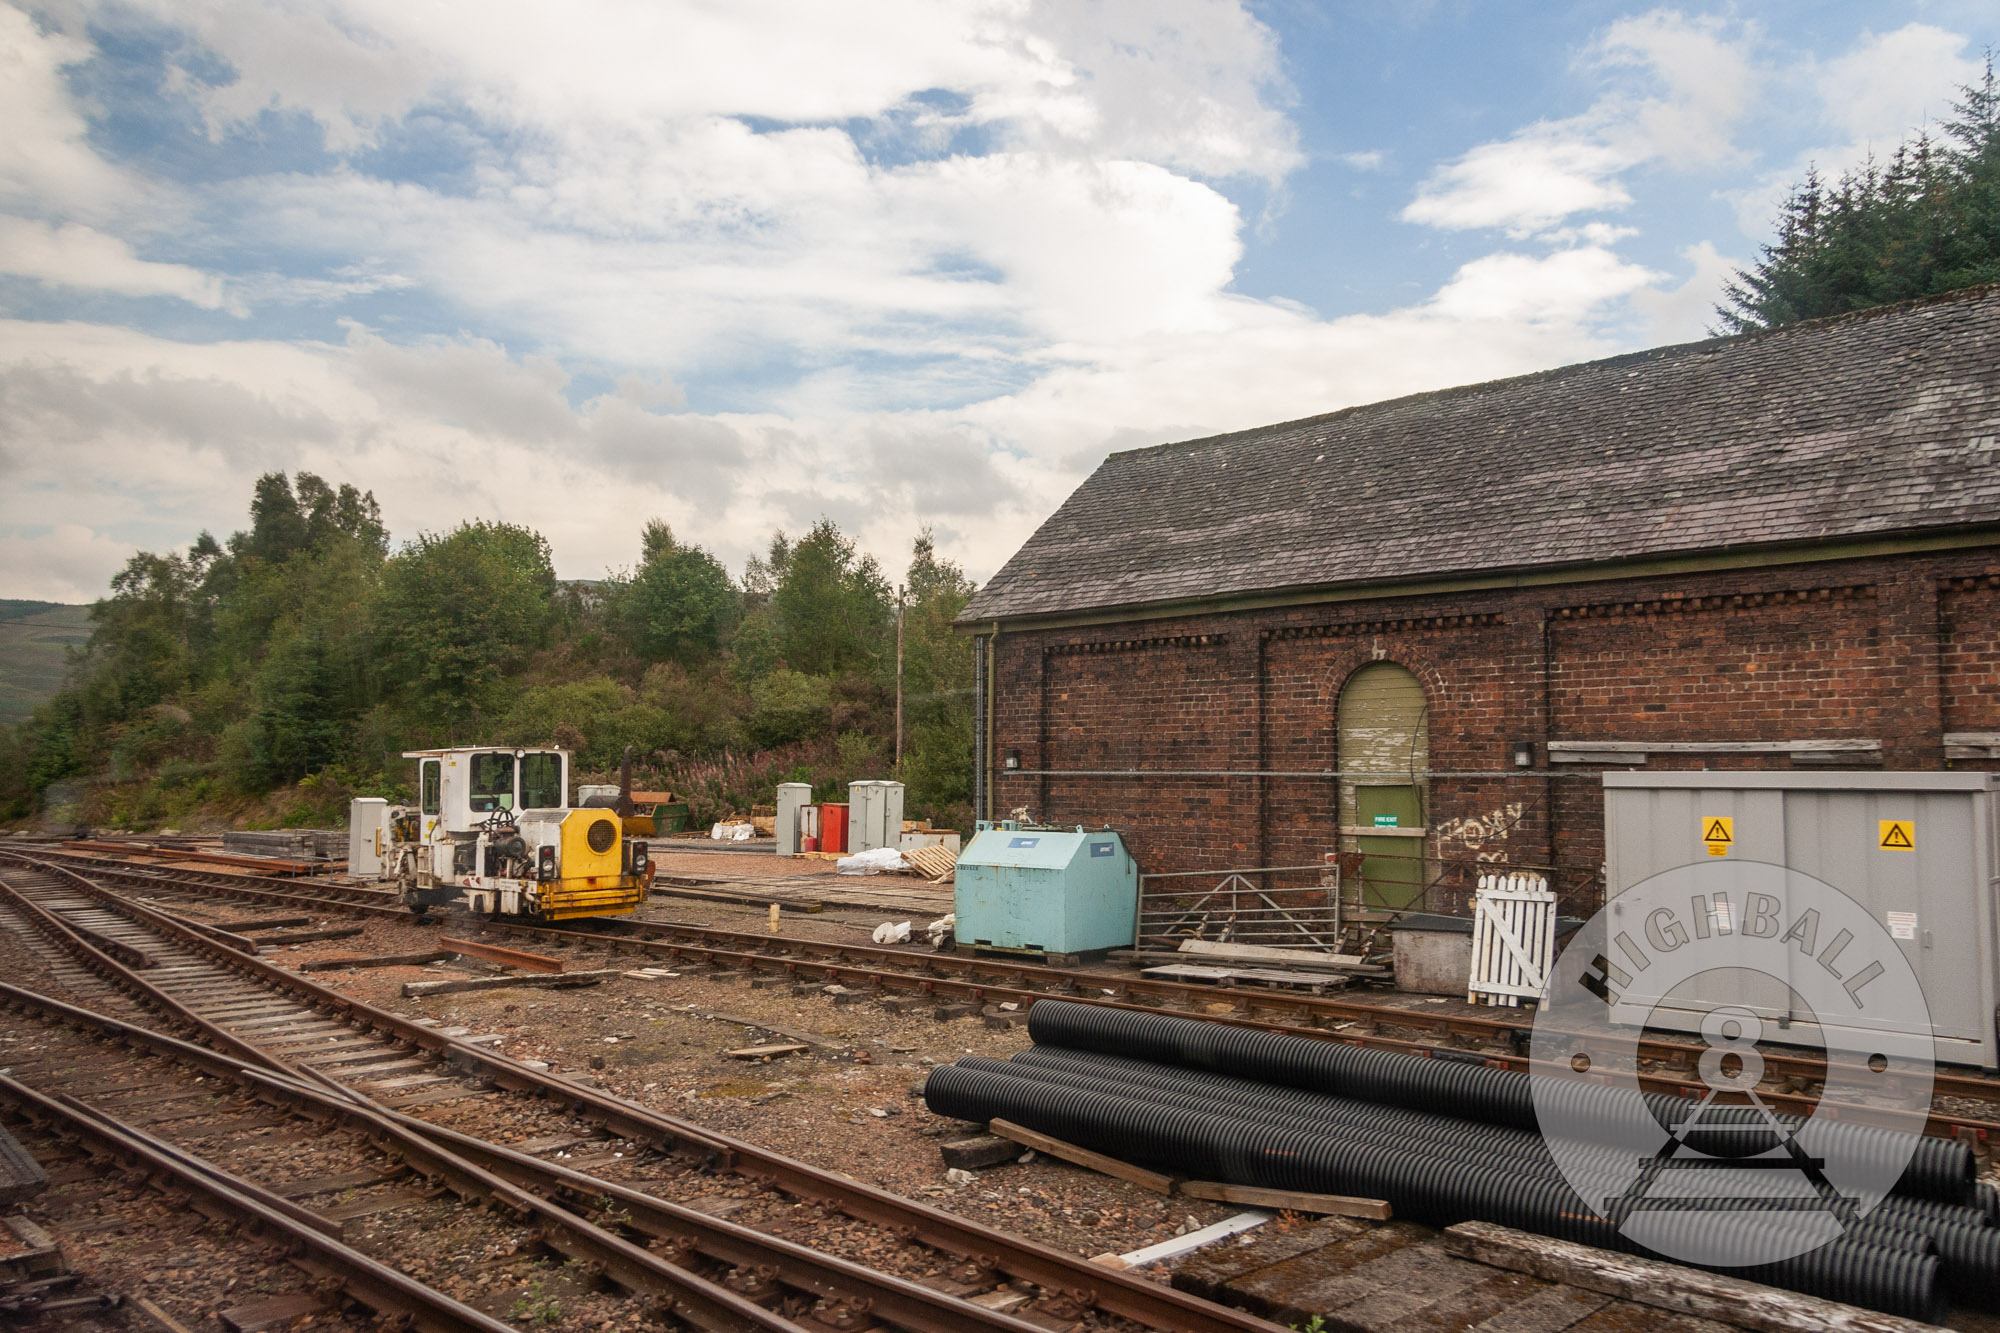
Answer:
[1943, 577, 2000, 733]
[985, 550, 2000, 913]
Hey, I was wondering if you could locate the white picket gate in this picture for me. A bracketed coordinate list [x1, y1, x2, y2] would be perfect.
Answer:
[1467, 872, 1556, 1007]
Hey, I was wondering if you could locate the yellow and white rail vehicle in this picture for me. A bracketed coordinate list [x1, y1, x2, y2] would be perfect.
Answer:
[389, 746, 650, 920]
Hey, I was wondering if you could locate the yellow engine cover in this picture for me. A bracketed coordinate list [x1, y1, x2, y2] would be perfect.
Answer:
[547, 809, 645, 919]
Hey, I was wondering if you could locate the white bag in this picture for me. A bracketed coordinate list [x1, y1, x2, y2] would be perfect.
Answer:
[837, 846, 906, 876]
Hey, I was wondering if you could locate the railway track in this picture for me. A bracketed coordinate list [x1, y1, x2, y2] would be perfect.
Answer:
[0, 851, 1289, 1333]
[0, 989, 1061, 1333]
[27, 846, 2000, 1144]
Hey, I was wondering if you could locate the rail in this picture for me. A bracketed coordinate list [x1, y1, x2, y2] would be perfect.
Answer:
[0, 849, 1292, 1333]
[0, 1070, 517, 1333]
[19, 847, 2000, 1142]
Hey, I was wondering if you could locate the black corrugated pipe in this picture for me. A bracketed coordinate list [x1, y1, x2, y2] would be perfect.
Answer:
[1023, 1000, 1974, 1206]
[967, 1053, 1999, 1303]
[925, 1063, 1944, 1321]
[1007, 1049, 1998, 1238]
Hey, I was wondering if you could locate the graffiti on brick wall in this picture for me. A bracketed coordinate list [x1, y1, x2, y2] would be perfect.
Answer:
[1434, 802, 1525, 859]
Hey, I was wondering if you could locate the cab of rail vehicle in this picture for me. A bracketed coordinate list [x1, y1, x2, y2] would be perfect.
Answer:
[385, 746, 650, 921]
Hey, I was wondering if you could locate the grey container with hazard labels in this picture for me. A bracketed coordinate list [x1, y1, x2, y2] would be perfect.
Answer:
[1602, 771, 2000, 1070]
[954, 822, 1138, 958]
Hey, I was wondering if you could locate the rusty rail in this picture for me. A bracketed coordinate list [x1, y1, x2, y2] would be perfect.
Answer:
[0, 1073, 516, 1333]
[438, 934, 565, 973]
[0, 851, 1293, 1333]
[23, 846, 2000, 1145]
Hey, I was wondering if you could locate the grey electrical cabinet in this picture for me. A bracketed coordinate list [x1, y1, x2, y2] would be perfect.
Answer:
[1603, 771, 2000, 1070]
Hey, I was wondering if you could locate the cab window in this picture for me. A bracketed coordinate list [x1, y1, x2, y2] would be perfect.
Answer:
[469, 752, 516, 812]
[419, 760, 441, 816]
[521, 753, 564, 809]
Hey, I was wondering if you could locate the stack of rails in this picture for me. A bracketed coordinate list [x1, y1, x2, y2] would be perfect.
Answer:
[925, 1000, 2000, 1324]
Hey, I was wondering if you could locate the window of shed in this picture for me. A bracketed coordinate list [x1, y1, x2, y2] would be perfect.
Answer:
[469, 752, 516, 812]
[521, 753, 564, 810]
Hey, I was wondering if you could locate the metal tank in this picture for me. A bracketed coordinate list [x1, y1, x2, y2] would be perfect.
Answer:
[955, 822, 1138, 960]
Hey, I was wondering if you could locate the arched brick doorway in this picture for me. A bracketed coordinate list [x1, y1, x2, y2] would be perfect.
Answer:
[1337, 662, 1429, 909]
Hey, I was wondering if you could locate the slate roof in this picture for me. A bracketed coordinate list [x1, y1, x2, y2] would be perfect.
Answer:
[962, 284, 2000, 624]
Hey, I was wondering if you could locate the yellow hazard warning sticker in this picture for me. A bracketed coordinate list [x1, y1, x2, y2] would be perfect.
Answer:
[1701, 816, 1733, 856]
[1878, 820, 1915, 852]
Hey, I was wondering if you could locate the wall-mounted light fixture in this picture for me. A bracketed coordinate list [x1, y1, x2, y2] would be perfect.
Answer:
[1511, 740, 1535, 769]
[1003, 749, 1021, 770]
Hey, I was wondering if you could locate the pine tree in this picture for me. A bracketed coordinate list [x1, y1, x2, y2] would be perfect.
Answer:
[1718, 55, 2000, 331]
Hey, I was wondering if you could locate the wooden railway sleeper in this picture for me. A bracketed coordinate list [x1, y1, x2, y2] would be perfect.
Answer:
[0, 1076, 517, 1333]
[1, 877, 1298, 1332]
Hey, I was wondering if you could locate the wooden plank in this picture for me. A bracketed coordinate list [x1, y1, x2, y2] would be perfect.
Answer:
[1440, 1222, 1939, 1333]
[439, 935, 565, 973]
[940, 1136, 1022, 1170]
[726, 1043, 809, 1060]
[1472, 1284, 1616, 1333]
[0, 1120, 50, 1205]
[1142, 963, 1352, 990]
[217, 1292, 330, 1333]
[401, 968, 623, 997]
[1170, 1217, 1368, 1303]
[213, 916, 312, 931]
[986, 1118, 1174, 1194]
[132, 1296, 201, 1333]
[1178, 1180, 1390, 1220]
[270, 1168, 405, 1199]
[299, 950, 451, 972]
[1285, 1242, 1492, 1328]
[1176, 939, 1368, 967]
[1100, 1211, 1273, 1269]
[377, 1085, 494, 1110]
[1112, 949, 1389, 976]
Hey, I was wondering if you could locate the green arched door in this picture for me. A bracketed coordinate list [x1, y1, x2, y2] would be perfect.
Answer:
[1337, 663, 1428, 910]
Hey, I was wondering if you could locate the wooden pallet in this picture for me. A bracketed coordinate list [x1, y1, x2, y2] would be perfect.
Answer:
[902, 843, 959, 882]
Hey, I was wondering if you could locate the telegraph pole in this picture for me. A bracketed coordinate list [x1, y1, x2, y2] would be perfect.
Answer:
[895, 585, 905, 767]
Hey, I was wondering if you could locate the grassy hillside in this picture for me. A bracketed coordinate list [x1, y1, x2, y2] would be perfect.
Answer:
[0, 601, 91, 726]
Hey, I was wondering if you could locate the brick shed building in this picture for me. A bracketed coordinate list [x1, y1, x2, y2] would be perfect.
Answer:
[957, 285, 2000, 919]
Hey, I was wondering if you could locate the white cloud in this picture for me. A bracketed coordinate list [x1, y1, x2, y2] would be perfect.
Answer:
[118, 0, 1297, 180]
[1594, 10, 1756, 170]
[0, 5, 146, 217]
[1815, 24, 1980, 148]
[1627, 240, 1741, 345]
[1727, 24, 1984, 235]
[1003, 0, 1300, 182]
[1403, 135, 1634, 235]
[0, 223, 1661, 600]
[0, 522, 136, 601]
[0, 1, 1820, 606]
[0, 218, 229, 309]
[1404, 10, 1758, 236]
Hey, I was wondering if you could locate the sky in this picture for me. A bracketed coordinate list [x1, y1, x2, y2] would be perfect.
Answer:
[0, 1, 1993, 603]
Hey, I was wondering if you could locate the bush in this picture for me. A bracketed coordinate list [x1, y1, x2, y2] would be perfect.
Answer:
[747, 670, 832, 749]
[638, 663, 748, 754]
[643, 737, 840, 826]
